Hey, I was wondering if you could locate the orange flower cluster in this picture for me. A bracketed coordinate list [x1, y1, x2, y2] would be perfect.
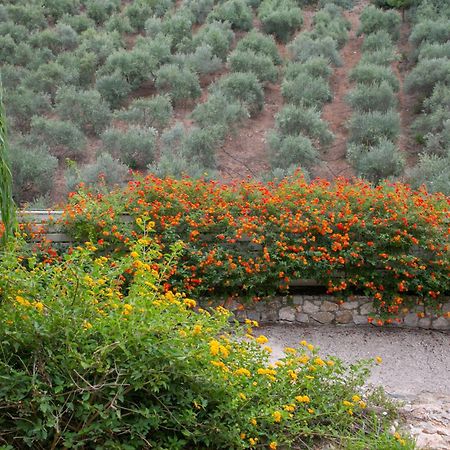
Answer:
[61, 174, 450, 319]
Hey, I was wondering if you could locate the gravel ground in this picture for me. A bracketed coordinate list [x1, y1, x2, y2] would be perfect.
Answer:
[257, 324, 450, 449]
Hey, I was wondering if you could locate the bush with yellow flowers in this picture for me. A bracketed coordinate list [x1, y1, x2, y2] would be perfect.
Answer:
[0, 221, 414, 449]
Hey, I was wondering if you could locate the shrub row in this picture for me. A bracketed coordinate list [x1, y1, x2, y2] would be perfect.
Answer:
[346, 7, 404, 184]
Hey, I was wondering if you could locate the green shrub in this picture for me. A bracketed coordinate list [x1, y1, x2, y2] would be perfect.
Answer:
[284, 58, 333, 81]
[0, 64, 29, 90]
[311, 4, 350, 48]
[79, 29, 123, 66]
[207, 0, 253, 31]
[192, 21, 234, 61]
[288, 33, 342, 66]
[65, 152, 129, 191]
[155, 64, 201, 104]
[418, 42, 450, 61]
[281, 73, 332, 108]
[359, 48, 398, 66]
[115, 96, 173, 130]
[160, 121, 187, 153]
[86, 0, 120, 25]
[43, 0, 81, 21]
[162, 11, 194, 49]
[55, 87, 112, 136]
[60, 13, 95, 33]
[409, 19, 450, 49]
[105, 14, 133, 34]
[361, 30, 394, 52]
[349, 63, 400, 91]
[348, 110, 400, 146]
[9, 140, 58, 204]
[191, 92, 248, 129]
[184, 0, 215, 24]
[268, 132, 318, 169]
[211, 72, 264, 117]
[346, 82, 397, 113]
[0, 21, 29, 43]
[258, 0, 303, 43]
[125, 0, 172, 31]
[347, 138, 405, 183]
[228, 50, 278, 83]
[175, 44, 223, 75]
[144, 16, 163, 37]
[30, 117, 87, 159]
[56, 50, 97, 88]
[318, 0, 354, 9]
[3, 87, 52, 131]
[408, 153, 450, 195]
[5, 4, 46, 29]
[182, 125, 224, 168]
[96, 71, 132, 110]
[358, 5, 401, 41]
[235, 30, 282, 65]
[275, 105, 334, 146]
[405, 58, 450, 97]
[102, 126, 157, 169]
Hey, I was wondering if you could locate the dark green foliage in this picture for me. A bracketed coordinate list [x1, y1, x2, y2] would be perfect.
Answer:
[288, 33, 342, 66]
[101, 126, 157, 169]
[115, 96, 173, 130]
[207, 0, 253, 31]
[95, 72, 132, 110]
[212, 72, 264, 117]
[55, 87, 112, 136]
[184, 0, 215, 24]
[182, 126, 224, 168]
[268, 132, 318, 169]
[105, 14, 133, 34]
[9, 139, 58, 203]
[361, 30, 394, 52]
[258, 0, 303, 43]
[0, 65, 30, 90]
[281, 73, 332, 108]
[358, 5, 401, 41]
[311, 4, 350, 48]
[60, 13, 95, 33]
[86, 0, 120, 25]
[275, 105, 334, 146]
[347, 139, 405, 183]
[5, 4, 46, 29]
[236, 30, 282, 65]
[418, 42, 450, 61]
[405, 58, 450, 97]
[192, 21, 234, 61]
[56, 50, 97, 88]
[144, 17, 163, 37]
[318, 0, 354, 8]
[125, 0, 172, 31]
[346, 82, 397, 113]
[284, 58, 333, 81]
[3, 87, 51, 131]
[350, 63, 400, 91]
[65, 152, 129, 192]
[175, 44, 222, 75]
[359, 48, 398, 66]
[29, 23, 79, 54]
[409, 153, 450, 195]
[162, 11, 194, 49]
[191, 92, 248, 129]
[348, 110, 401, 146]
[43, 0, 81, 22]
[155, 64, 201, 104]
[30, 117, 86, 159]
[78, 29, 123, 66]
[228, 50, 278, 83]
[409, 19, 450, 49]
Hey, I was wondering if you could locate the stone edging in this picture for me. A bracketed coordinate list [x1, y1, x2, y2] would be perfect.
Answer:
[226, 296, 450, 330]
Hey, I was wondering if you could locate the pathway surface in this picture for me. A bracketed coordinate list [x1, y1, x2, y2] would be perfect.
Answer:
[258, 324, 450, 449]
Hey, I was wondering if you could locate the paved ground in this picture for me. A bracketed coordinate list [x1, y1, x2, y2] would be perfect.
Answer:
[258, 324, 450, 449]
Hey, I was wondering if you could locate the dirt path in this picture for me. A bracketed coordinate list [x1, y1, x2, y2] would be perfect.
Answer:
[313, 1, 369, 181]
[258, 324, 450, 450]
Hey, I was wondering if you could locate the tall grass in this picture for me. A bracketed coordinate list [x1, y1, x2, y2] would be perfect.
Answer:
[0, 74, 16, 246]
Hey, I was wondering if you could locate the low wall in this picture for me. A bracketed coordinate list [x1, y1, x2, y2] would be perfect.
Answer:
[227, 296, 450, 330]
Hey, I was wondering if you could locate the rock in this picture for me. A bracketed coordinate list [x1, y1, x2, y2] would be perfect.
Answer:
[353, 315, 368, 325]
[279, 306, 295, 322]
[311, 311, 334, 324]
[342, 301, 359, 310]
[295, 312, 310, 323]
[336, 310, 353, 324]
[260, 309, 279, 323]
[432, 317, 450, 330]
[292, 295, 304, 305]
[404, 313, 419, 327]
[245, 310, 261, 322]
[321, 300, 339, 312]
[418, 317, 432, 328]
[360, 302, 375, 315]
[302, 300, 320, 314]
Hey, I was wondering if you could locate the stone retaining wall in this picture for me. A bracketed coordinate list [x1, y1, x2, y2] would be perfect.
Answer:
[227, 296, 450, 330]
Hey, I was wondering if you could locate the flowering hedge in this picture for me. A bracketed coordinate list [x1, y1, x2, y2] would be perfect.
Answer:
[61, 174, 449, 320]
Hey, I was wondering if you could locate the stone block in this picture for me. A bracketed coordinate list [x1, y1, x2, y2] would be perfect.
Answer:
[360, 302, 375, 315]
[279, 306, 295, 322]
[353, 315, 368, 325]
[295, 312, 310, 323]
[403, 313, 419, 327]
[292, 295, 304, 305]
[311, 311, 334, 324]
[342, 301, 360, 310]
[321, 300, 339, 312]
[302, 300, 320, 314]
[336, 310, 353, 324]
[418, 317, 432, 328]
[432, 317, 450, 330]
[261, 309, 279, 323]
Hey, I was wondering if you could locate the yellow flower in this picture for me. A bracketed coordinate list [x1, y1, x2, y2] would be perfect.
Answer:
[192, 324, 202, 335]
[184, 298, 197, 308]
[240, 433, 246, 439]
[352, 395, 361, 403]
[307, 408, 315, 414]
[283, 404, 296, 412]
[15, 295, 31, 307]
[82, 321, 93, 330]
[250, 418, 257, 426]
[284, 347, 296, 354]
[288, 370, 297, 381]
[235, 368, 251, 377]
[300, 340, 308, 346]
[264, 346, 273, 353]
[269, 442, 278, 449]
[130, 251, 139, 259]
[327, 360, 335, 366]
[359, 401, 367, 409]
[297, 355, 310, 364]
[314, 357, 325, 366]
[375, 356, 382, 364]
[255, 335, 268, 344]
[219, 345, 229, 358]
[210, 340, 220, 356]
[249, 437, 258, 446]
[347, 409, 353, 416]
[179, 330, 187, 337]
[305, 375, 314, 380]
[295, 395, 310, 403]
[239, 393, 247, 400]
[34, 302, 44, 313]
[343, 400, 353, 407]
[307, 343, 314, 351]
[136, 218, 143, 225]
[272, 411, 282, 423]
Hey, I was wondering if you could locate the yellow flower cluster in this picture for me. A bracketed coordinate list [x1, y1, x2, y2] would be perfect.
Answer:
[15, 296, 44, 313]
[272, 411, 282, 423]
[295, 395, 310, 403]
[209, 340, 229, 358]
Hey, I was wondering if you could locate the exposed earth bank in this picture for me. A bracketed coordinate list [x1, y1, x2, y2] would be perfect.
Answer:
[258, 325, 450, 449]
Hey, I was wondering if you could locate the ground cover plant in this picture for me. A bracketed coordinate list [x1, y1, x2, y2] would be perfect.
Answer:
[61, 173, 449, 323]
[0, 225, 415, 449]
